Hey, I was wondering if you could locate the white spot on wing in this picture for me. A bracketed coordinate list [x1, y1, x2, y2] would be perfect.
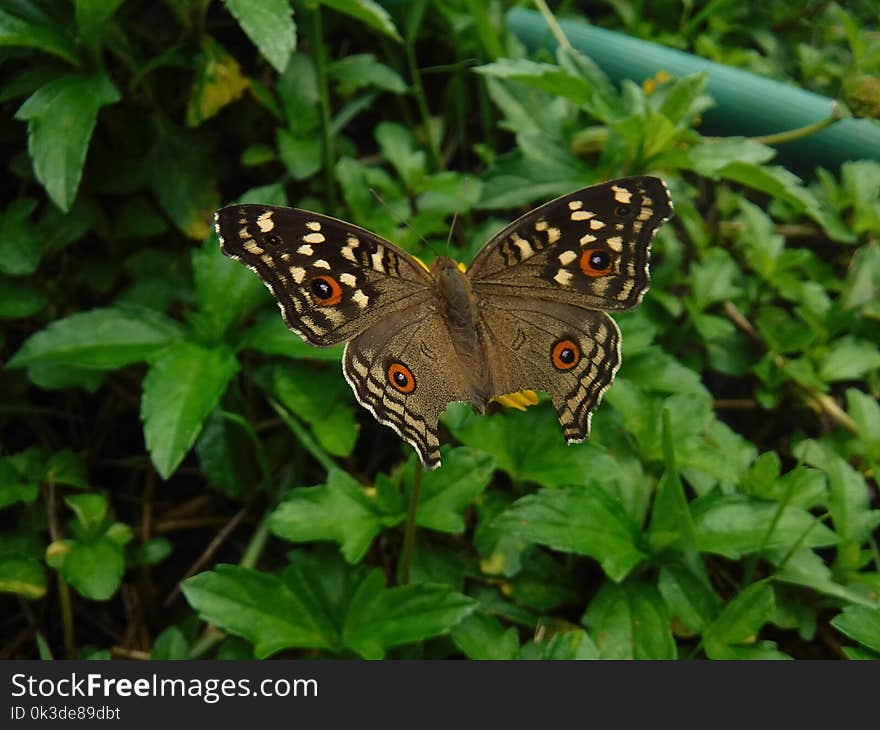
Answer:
[589, 219, 606, 230]
[303, 232, 325, 244]
[352, 290, 369, 309]
[558, 250, 577, 265]
[340, 273, 357, 286]
[568, 200, 583, 210]
[297, 244, 314, 255]
[554, 270, 573, 286]
[257, 211, 274, 232]
[306, 221, 321, 231]
[290, 266, 306, 283]
[313, 259, 331, 269]
[611, 185, 633, 204]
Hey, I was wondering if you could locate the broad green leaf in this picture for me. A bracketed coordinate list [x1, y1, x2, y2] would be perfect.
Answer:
[0, 198, 43, 275]
[75, 0, 125, 45]
[520, 629, 599, 660]
[151, 627, 190, 660]
[692, 495, 838, 559]
[773, 548, 877, 607]
[0, 7, 79, 64]
[342, 569, 476, 659]
[277, 128, 323, 180]
[182, 564, 340, 657]
[329, 53, 407, 95]
[186, 35, 250, 126]
[831, 605, 880, 654]
[52, 539, 126, 601]
[415, 447, 495, 533]
[658, 563, 720, 634]
[16, 73, 120, 211]
[269, 469, 401, 562]
[492, 485, 646, 582]
[704, 581, 775, 656]
[475, 59, 593, 107]
[141, 342, 240, 479]
[239, 313, 343, 360]
[222, 0, 296, 73]
[318, 0, 402, 42]
[375, 122, 425, 190]
[0, 460, 38, 509]
[191, 233, 266, 338]
[64, 493, 108, 538]
[195, 409, 259, 499]
[450, 612, 519, 660]
[818, 336, 880, 381]
[8, 307, 181, 370]
[0, 558, 46, 600]
[264, 362, 359, 457]
[684, 137, 775, 177]
[847, 388, 880, 462]
[582, 580, 676, 659]
[277, 53, 319, 131]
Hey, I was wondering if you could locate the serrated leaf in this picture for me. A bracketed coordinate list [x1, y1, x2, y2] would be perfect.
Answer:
[492, 485, 646, 582]
[222, 0, 296, 73]
[329, 53, 407, 95]
[342, 569, 476, 659]
[318, 0, 401, 42]
[268, 469, 400, 562]
[16, 73, 120, 211]
[818, 336, 880, 381]
[375, 122, 425, 189]
[415, 447, 495, 533]
[582, 580, 676, 659]
[658, 563, 721, 634]
[704, 581, 774, 653]
[475, 59, 593, 106]
[141, 342, 240, 479]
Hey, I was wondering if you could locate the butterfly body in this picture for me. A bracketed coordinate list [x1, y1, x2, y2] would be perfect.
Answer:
[216, 176, 673, 469]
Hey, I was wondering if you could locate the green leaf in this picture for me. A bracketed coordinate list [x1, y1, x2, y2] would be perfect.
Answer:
[318, 0, 402, 42]
[704, 581, 775, 655]
[265, 362, 358, 457]
[692, 495, 838, 559]
[475, 59, 593, 107]
[658, 563, 721, 634]
[141, 342, 240, 479]
[277, 128, 323, 180]
[375, 122, 425, 190]
[0, 7, 79, 64]
[239, 313, 343, 360]
[818, 336, 880, 381]
[222, 0, 296, 73]
[0, 198, 43, 276]
[8, 307, 181, 370]
[847, 388, 880, 462]
[16, 73, 120, 211]
[342, 569, 476, 659]
[450, 612, 519, 660]
[492, 485, 646, 582]
[831, 605, 880, 654]
[0, 278, 47, 318]
[55, 539, 126, 601]
[582, 580, 677, 659]
[150, 627, 190, 660]
[75, 0, 125, 45]
[0, 460, 39, 509]
[268, 469, 400, 562]
[64, 493, 108, 537]
[0, 557, 46, 600]
[329, 53, 407, 95]
[415, 447, 495, 533]
[795, 439, 880, 547]
[520, 629, 599, 660]
[182, 563, 340, 657]
[191, 233, 266, 338]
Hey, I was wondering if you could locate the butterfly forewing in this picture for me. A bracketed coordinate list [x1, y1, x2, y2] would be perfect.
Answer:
[215, 205, 432, 346]
[467, 176, 673, 312]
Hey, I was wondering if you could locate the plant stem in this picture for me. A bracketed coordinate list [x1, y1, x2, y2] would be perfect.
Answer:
[405, 29, 441, 170]
[532, 0, 572, 52]
[239, 512, 272, 571]
[311, 5, 336, 208]
[270, 399, 337, 473]
[399, 463, 424, 585]
[748, 107, 844, 146]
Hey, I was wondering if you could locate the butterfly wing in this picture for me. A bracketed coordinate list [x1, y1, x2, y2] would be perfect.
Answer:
[479, 297, 621, 443]
[468, 176, 673, 311]
[342, 306, 473, 469]
[215, 205, 433, 346]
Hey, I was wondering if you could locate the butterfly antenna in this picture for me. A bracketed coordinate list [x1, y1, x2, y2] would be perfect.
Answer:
[369, 189, 441, 259]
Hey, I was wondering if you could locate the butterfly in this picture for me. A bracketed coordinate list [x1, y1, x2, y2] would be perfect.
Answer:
[215, 176, 673, 470]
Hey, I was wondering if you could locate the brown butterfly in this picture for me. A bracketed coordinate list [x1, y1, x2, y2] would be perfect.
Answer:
[215, 176, 673, 469]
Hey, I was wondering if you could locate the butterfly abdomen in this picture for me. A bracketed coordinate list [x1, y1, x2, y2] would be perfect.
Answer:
[432, 258, 491, 412]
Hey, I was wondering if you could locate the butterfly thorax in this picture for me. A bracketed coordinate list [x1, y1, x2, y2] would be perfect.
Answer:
[431, 257, 490, 412]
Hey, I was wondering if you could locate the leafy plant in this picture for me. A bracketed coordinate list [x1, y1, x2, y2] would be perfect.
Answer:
[1, 0, 877, 660]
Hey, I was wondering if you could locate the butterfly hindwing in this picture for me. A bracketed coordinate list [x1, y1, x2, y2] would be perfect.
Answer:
[479, 297, 621, 443]
[215, 205, 432, 346]
[468, 176, 673, 312]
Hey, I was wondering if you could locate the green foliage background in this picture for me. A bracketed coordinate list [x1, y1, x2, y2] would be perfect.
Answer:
[1, 0, 879, 660]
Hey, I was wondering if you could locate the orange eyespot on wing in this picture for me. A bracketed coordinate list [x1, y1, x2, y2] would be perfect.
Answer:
[551, 339, 581, 370]
[387, 362, 416, 393]
[579, 248, 613, 277]
[308, 275, 342, 306]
